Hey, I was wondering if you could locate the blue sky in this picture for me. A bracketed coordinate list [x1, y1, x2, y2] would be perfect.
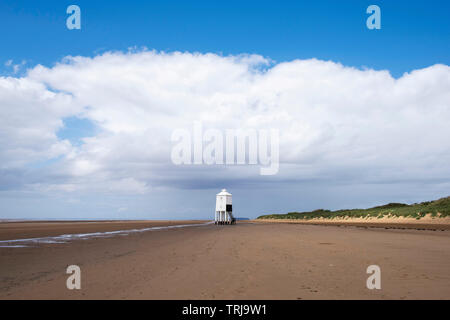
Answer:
[0, 1, 449, 220]
[1, 0, 449, 77]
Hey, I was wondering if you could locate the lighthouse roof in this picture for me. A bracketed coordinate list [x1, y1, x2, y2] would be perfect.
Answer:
[217, 188, 231, 196]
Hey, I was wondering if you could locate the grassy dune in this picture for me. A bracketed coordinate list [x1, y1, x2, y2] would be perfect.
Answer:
[257, 196, 450, 220]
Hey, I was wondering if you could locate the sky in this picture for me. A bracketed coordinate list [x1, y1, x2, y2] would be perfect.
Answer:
[0, 1, 449, 220]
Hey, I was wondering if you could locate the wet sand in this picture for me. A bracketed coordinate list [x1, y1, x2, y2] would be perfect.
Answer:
[0, 220, 206, 241]
[0, 221, 449, 299]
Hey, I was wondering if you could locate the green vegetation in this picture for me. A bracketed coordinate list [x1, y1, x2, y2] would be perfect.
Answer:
[257, 196, 450, 220]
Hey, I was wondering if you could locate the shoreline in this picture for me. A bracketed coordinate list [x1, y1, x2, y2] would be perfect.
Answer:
[0, 220, 209, 241]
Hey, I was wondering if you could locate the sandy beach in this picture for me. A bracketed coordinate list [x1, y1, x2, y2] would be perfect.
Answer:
[0, 220, 449, 299]
[256, 216, 450, 231]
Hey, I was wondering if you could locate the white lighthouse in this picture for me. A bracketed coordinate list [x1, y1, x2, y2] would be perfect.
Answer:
[215, 189, 235, 225]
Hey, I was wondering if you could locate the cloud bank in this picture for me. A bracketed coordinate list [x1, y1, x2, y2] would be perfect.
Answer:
[1, 50, 449, 202]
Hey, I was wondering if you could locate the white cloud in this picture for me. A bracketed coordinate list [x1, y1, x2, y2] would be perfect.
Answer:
[0, 76, 78, 169]
[1, 50, 449, 195]
[4, 59, 27, 74]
